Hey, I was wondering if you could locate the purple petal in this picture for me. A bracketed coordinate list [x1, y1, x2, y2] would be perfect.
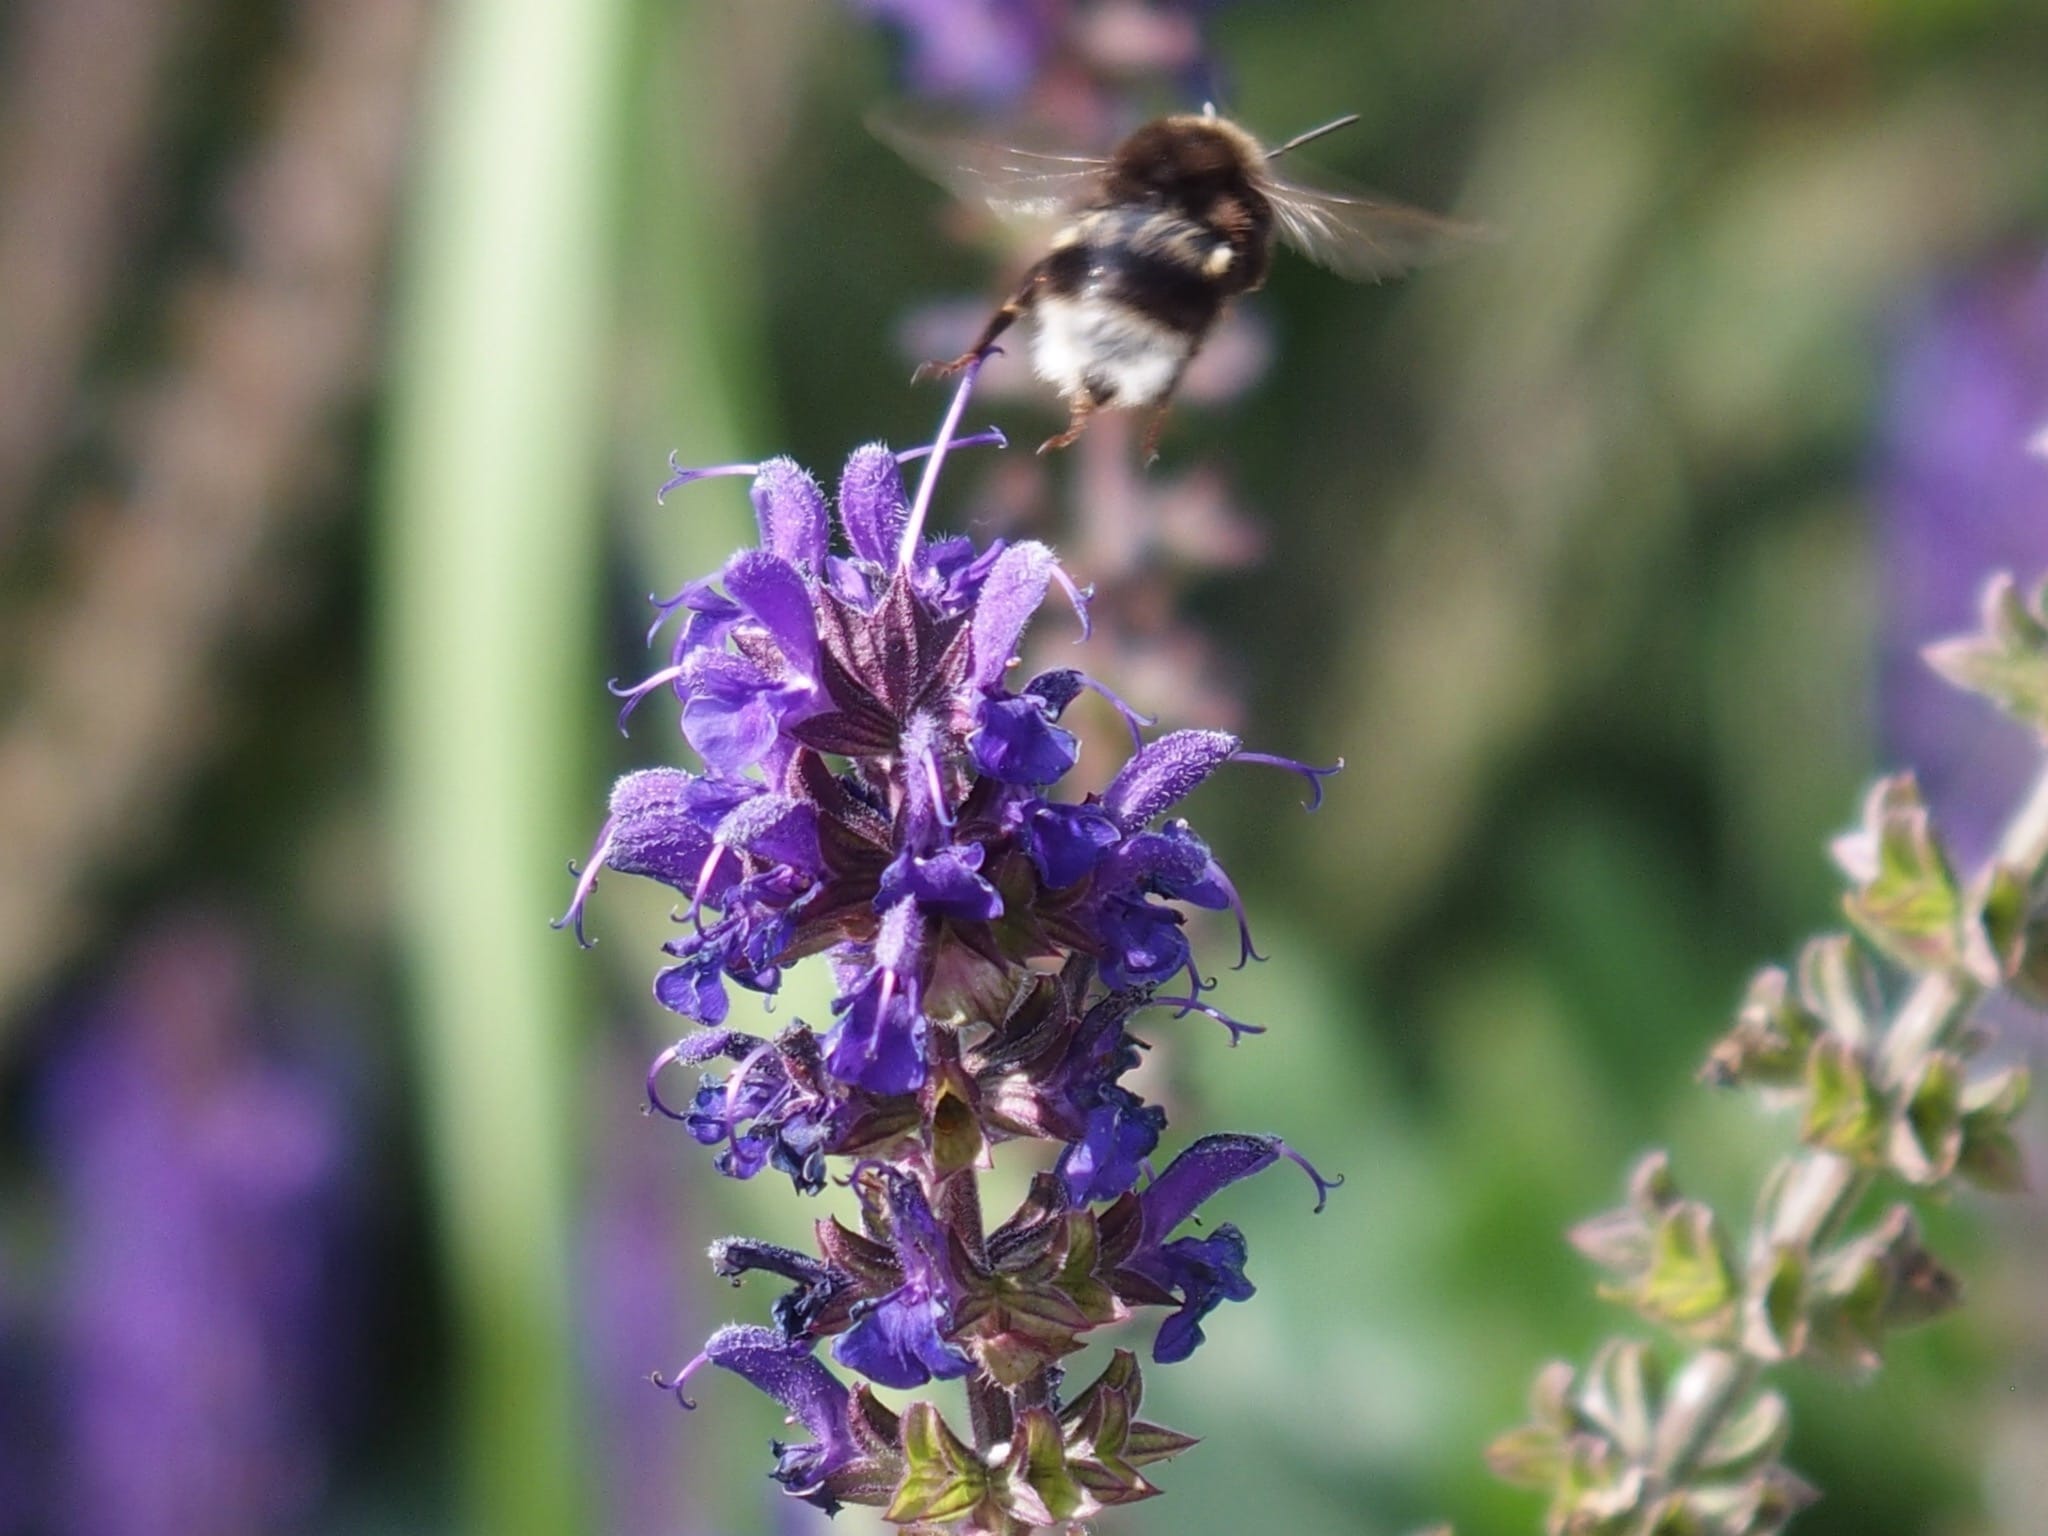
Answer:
[601, 769, 736, 889]
[679, 652, 783, 771]
[1137, 1133, 1283, 1243]
[1024, 802, 1122, 889]
[1102, 729, 1241, 830]
[877, 845, 1004, 923]
[971, 694, 1080, 786]
[697, 1325, 858, 1491]
[1149, 1225, 1256, 1365]
[969, 540, 1058, 692]
[1095, 897, 1190, 988]
[1138, 1134, 1339, 1245]
[714, 795, 823, 873]
[825, 971, 927, 1096]
[723, 550, 820, 678]
[830, 1291, 972, 1389]
[837, 443, 908, 567]
[751, 457, 829, 571]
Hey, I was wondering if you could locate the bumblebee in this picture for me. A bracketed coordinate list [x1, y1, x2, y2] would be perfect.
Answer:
[885, 107, 1480, 456]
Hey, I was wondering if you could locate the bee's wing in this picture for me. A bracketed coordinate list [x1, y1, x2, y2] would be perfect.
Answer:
[1263, 169, 1491, 283]
[870, 110, 1107, 226]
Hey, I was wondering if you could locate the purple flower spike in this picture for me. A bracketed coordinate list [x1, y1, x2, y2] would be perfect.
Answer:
[751, 457, 830, 571]
[569, 382, 1350, 1516]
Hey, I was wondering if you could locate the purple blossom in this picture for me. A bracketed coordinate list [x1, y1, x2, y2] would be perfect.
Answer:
[1878, 257, 2048, 866]
[32, 918, 355, 1536]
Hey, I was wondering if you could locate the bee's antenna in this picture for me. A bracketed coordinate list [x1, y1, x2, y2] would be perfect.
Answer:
[1266, 113, 1361, 160]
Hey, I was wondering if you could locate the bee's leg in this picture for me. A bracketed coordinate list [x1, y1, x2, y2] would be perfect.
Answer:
[913, 267, 1041, 382]
[1037, 395, 1098, 455]
[1139, 404, 1173, 466]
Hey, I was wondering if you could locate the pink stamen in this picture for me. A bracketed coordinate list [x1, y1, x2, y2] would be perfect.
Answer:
[895, 426, 1006, 463]
[550, 816, 617, 947]
[898, 355, 986, 570]
[658, 456, 758, 504]
[651, 1347, 712, 1408]
[646, 1042, 691, 1121]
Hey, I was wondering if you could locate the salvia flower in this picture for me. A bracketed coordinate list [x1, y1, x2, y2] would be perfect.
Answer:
[567, 369, 1340, 1524]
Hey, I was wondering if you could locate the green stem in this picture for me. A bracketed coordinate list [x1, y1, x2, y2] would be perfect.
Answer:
[378, 0, 634, 1531]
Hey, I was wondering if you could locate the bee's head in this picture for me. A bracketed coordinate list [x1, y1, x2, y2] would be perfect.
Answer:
[1106, 115, 1263, 205]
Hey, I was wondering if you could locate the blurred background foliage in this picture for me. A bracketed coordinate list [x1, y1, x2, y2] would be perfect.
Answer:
[0, 1, 2045, 1534]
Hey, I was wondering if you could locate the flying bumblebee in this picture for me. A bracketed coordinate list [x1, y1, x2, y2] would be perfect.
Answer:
[882, 106, 1482, 457]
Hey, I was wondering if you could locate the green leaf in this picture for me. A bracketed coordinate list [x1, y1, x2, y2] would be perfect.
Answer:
[1121, 1417, 1200, 1468]
[1923, 572, 2048, 733]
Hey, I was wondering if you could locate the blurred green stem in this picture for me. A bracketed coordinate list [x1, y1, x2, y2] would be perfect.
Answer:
[379, 0, 632, 1531]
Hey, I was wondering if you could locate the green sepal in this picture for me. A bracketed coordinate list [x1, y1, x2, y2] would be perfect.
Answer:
[1801, 1035, 1886, 1161]
[1000, 1407, 1095, 1525]
[1958, 1066, 2032, 1192]
[1741, 1244, 1807, 1362]
[1836, 776, 1991, 979]
[1923, 571, 2048, 734]
[926, 1080, 987, 1178]
[1979, 862, 2034, 979]
[1891, 1051, 1965, 1184]
[886, 1401, 987, 1525]
[1121, 1417, 1200, 1468]
[1796, 935, 1884, 1048]
[1701, 967, 1821, 1089]
[1640, 1205, 1736, 1336]
[1693, 1389, 1791, 1481]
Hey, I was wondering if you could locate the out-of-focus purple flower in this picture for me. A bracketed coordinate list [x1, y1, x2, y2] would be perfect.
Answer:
[854, 0, 1055, 104]
[35, 917, 353, 1536]
[1879, 258, 2048, 867]
[582, 1046, 713, 1536]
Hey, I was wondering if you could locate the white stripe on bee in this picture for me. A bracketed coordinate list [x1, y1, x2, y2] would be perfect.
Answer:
[1031, 294, 1192, 407]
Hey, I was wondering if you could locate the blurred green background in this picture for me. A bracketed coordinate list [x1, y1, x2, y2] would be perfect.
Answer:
[1, 1, 2046, 1534]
